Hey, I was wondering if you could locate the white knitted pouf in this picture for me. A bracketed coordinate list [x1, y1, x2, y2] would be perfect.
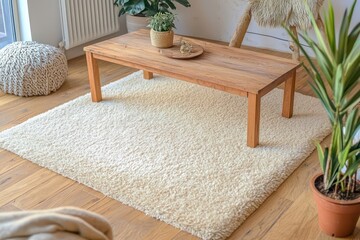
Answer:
[0, 41, 68, 97]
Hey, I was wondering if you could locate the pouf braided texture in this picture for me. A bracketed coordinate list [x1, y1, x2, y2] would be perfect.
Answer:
[0, 41, 68, 97]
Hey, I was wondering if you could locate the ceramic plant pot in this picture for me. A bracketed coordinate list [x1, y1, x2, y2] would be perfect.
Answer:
[126, 14, 150, 33]
[310, 173, 360, 237]
[150, 29, 174, 48]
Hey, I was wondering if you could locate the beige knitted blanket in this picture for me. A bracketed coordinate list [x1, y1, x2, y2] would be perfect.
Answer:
[0, 207, 113, 240]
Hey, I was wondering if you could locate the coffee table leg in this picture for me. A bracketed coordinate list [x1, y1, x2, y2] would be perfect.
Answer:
[247, 93, 260, 148]
[282, 70, 296, 118]
[143, 71, 153, 80]
[86, 52, 102, 102]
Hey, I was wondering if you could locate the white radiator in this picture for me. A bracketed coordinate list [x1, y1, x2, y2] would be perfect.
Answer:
[59, 0, 120, 50]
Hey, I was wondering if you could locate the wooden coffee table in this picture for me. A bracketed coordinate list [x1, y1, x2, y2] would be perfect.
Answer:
[84, 29, 300, 148]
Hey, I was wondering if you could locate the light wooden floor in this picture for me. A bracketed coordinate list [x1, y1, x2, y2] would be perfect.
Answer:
[0, 46, 359, 240]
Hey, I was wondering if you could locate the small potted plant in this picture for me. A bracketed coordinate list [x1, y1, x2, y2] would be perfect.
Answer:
[285, 0, 360, 237]
[148, 12, 175, 48]
[113, 0, 190, 33]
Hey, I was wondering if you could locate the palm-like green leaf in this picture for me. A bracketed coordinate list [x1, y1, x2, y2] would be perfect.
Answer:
[285, 0, 360, 194]
[347, 22, 360, 55]
[300, 32, 334, 85]
[173, 0, 191, 7]
[164, 0, 176, 9]
[337, 9, 350, 63]
[306, 5, 335, 66]
[316, 142, 328, 172]
[324, 3, 336, 55]
[342, 91, 360, 113]
[333, 65, 344, 104]
[344, 109, 359, 143]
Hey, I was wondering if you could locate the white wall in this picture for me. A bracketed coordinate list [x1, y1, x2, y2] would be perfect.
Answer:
[26, 0, 63, 46]
[18, 0, 360, 58]
[174, 0, 360, 53]
[17, 0, 63, 46]
[16, 0, 31, 41]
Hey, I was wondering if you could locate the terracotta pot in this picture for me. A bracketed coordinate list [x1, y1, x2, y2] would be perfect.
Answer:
[126, 15, 150, 33]
[310, 173, 360, 237]
[150, 29, 174, 48]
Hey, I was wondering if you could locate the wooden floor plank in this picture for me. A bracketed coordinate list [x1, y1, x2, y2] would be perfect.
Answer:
[0, 203, 21, 212]
[115, 213, 172, 240]
[143, 222, 181, 240]
[172, 231, 199, 240]
[13, 174, 74, 209]
[33, 184, 103, 210]
[88, 199, 144, 238]
[0, 169, 56, 207]
[0, 94, 18, 107]
[0, 161, 40, 190]
[0, 151, 24, 175]
[263, 190, 319, 240]
[228, 197, 292, 240]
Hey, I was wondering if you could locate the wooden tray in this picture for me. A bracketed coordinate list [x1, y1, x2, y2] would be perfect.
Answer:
[160, 44, 204, 59]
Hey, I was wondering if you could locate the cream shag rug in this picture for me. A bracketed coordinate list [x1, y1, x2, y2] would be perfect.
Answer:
[0, 72, 331, 240]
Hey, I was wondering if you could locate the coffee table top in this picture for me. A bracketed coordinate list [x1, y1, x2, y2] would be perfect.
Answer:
[84, 29, 300, 96]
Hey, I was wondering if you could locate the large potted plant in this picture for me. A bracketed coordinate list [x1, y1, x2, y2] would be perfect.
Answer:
[113, 0, 190, 33]
[148, 12, 175, 48]
[286, 0, 360, 237]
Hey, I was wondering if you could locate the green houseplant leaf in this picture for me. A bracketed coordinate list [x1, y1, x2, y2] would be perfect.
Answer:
[114, 0, 191, 17]
[285, 0, 360, 197]
[148, 12, 175, 32]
